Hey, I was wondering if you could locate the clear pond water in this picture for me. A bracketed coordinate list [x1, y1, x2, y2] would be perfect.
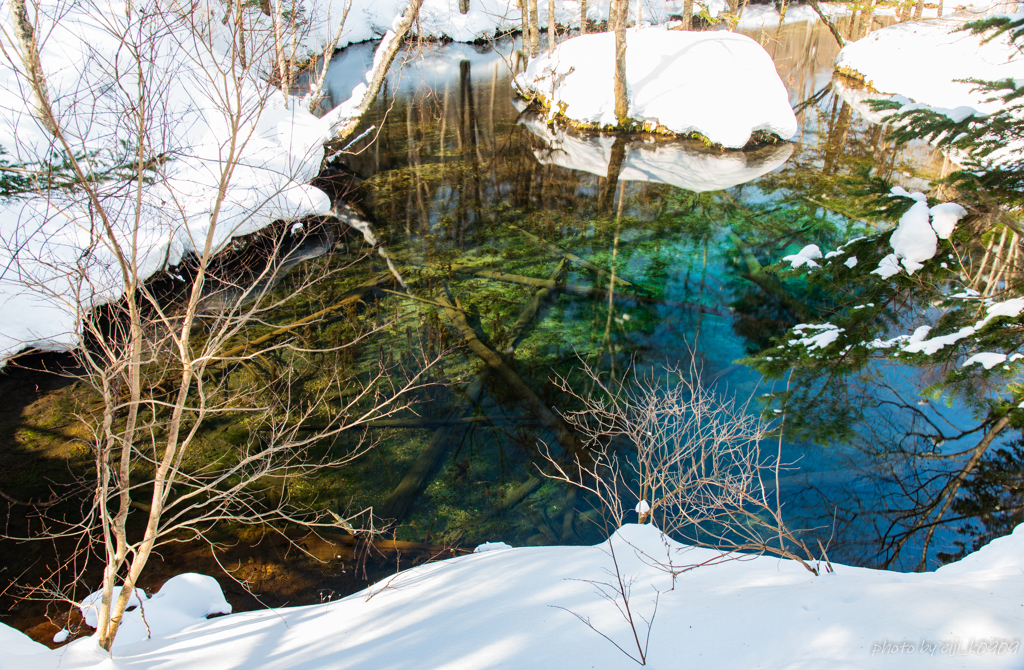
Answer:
[272, 19, 999, 570]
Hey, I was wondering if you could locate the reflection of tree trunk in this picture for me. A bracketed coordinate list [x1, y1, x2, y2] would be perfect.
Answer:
[459, 60, 484, 236]
[861, 0, 877, 37]
[528, 0, 540, 56]
[548, 0, 556, 51]
[598, 135, 628, 212]
[580, 0, 588, 32]
[328, 0, 425, 144]
[682, 0, 693, 29]
[807, 0, 845, 47]
[611, 0, 629, 126]
[823, 101, 852, 175]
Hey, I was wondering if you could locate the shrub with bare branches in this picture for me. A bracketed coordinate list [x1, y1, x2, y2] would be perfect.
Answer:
[543, 358, 829, 575]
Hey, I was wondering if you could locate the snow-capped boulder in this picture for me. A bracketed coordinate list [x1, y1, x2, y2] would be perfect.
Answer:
[514, 27, 798, 149]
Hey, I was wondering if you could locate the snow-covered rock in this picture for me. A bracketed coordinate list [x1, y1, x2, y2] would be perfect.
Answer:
[514, 27, 798, 148]
[835, 17, 1024, 116]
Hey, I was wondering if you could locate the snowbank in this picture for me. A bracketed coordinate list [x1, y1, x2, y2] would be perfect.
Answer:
[520, 113, 794, 191]
[835, 16, 1024, 115]
[514, 27, 798, 148]
[0, 0, 335, 362]
[4, 523, 1024, 669]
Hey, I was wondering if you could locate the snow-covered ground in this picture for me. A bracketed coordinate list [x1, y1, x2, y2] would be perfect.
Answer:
[3, 523, 1023, 669]
[0, 0, 338, 361]
[520, 112, 794, 191]
[514, 27, 799, 148]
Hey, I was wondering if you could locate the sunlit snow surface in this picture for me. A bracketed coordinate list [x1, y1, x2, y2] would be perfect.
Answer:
[4, 524, 1024, 669]
[514, 28, 799, 149]
[835, 15, 1024, 116]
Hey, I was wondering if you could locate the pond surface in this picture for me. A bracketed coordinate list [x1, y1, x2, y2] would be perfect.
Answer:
[283, 18, 999, 570]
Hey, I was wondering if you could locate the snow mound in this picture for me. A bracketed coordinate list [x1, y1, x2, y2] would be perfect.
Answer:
[519, 113, 793, 192]
[514, 27, 798, 148]
[78, 574, 231, 651]
[0, 0, 333, 365]
[835, 17, 1024, 116]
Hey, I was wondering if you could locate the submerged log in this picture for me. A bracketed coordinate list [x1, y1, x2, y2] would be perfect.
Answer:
[379, 262, 567, 524]
[449, 264, 739, 320]
[436, 289, 585, 458]
[508, 223, 641, 291]
[215, 272, 394, 362]
[475, 475, 544, 523]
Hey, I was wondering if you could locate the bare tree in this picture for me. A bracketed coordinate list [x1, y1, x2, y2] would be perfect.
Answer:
[0, 0, 440, 651]
[323, 0, 425, 145]
[542, 359, 825, 575]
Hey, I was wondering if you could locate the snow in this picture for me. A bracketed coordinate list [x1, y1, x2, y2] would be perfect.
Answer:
[835, 16, 1024, 118]
[3, 523, 1024, 669]
[870, 191, 968, 278]
[977, 296, 1024, 327]
[520, 113, 794, 192]
[473, 541, 512, 553]
[0, 0, 341, 364]
[514, 27, 798, 148]
[75, 574, 231, 651]
[783, 243, 823, 269]
[78, 587, 147, 629]
[964, 351, 1009, 369]
[789, 323, 844, 350]
[930, 202, 968, 239]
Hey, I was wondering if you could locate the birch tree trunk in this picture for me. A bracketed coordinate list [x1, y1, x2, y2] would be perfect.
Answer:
[548, 0, 556, 51]
[528, 0, 540, 56]
[9, 0, 56, 135]
[580, 0, 587, 33]
[612, 0, 629, 126]
[327, 0, 425, 144]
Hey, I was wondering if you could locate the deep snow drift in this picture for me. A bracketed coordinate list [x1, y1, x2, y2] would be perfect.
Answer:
[3, 523, 1023, 669]
[514, 27, 799, 148]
